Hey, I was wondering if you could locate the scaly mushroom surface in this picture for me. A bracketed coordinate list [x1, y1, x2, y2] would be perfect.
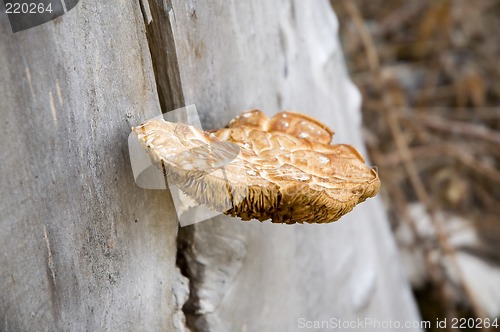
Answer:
[132, 109, 380, 223]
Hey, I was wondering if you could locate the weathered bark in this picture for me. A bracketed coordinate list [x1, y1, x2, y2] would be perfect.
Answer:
[0, 2, 179, 331]
[1, 1, 421, 332]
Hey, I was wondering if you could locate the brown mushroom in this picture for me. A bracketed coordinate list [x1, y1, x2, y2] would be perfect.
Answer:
[132, 109, 380, 224]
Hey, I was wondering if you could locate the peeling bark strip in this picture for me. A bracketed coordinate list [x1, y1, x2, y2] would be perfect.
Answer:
[140, 0, 185, 112]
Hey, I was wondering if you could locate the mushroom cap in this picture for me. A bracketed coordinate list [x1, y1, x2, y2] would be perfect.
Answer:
[132, 110, 380, 224]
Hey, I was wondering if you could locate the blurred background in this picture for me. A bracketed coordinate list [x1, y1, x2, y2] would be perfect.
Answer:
[331, 0, 500, 330]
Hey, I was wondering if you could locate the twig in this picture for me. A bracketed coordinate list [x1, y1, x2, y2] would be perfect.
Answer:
[343, 1, 380, 73]
[403, 107, 500, 120]
[379, 142, 500, 184]
[389, 108, 490, 326]
[378, 1, 428, 35]
[413, 114, 500, 146]
[368, 144, 444, 284]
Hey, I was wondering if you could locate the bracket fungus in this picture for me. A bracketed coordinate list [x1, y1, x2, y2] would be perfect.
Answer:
[132, 110, 380, 224]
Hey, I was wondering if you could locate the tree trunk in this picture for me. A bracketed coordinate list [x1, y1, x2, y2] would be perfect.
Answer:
[0, 1, 421, 331]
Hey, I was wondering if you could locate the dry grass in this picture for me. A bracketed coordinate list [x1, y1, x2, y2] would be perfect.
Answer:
[331, 0, 500, 330]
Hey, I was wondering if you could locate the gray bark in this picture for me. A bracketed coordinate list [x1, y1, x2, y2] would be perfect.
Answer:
[0, 2, 178, 331]
[1, 1, 421, 332]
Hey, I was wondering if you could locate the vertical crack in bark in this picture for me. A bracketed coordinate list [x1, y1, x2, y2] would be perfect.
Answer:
[138, 1, 193, 331]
